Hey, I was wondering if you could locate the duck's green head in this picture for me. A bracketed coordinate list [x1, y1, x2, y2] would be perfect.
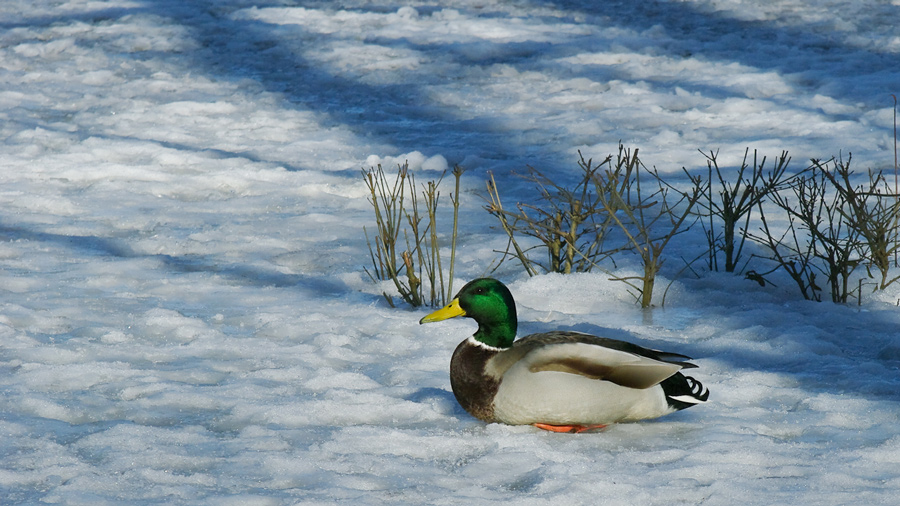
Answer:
[419, 278, 518, 348]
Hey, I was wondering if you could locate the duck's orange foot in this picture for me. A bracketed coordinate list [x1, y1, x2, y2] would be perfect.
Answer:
[533, 423, 608, 433]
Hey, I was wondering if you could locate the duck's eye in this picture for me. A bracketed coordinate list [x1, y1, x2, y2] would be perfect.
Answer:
[474, 287, 486, 295]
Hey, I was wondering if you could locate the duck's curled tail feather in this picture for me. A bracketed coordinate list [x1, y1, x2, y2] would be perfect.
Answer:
[660, 373, 709, 411]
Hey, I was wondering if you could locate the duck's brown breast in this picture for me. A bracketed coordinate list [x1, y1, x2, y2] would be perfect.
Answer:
[449, 339, 501, 423]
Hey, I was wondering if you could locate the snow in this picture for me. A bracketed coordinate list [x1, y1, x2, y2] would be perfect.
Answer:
[1, 0, 899, 504]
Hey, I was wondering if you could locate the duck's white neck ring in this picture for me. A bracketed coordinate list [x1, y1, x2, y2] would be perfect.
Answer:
[467, 335, 504, 352]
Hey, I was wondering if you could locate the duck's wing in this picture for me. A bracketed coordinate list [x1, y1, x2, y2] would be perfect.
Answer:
[493, 331, 693, 390]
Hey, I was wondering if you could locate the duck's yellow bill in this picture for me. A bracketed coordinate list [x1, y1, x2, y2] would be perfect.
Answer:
[419, 298, 466, 324]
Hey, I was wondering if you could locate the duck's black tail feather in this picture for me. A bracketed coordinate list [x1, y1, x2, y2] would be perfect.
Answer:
[660, 373, 709, 411]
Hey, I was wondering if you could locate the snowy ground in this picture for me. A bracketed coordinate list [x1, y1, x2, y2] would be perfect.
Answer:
[2, 0, 900, 504]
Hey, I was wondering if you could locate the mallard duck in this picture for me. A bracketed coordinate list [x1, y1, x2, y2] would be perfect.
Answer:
[420, 278, 709, 432]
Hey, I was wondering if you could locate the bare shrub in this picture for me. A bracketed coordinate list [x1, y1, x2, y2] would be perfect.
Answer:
[363, 163, 463, 307]
[698, 148, 793, 273]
